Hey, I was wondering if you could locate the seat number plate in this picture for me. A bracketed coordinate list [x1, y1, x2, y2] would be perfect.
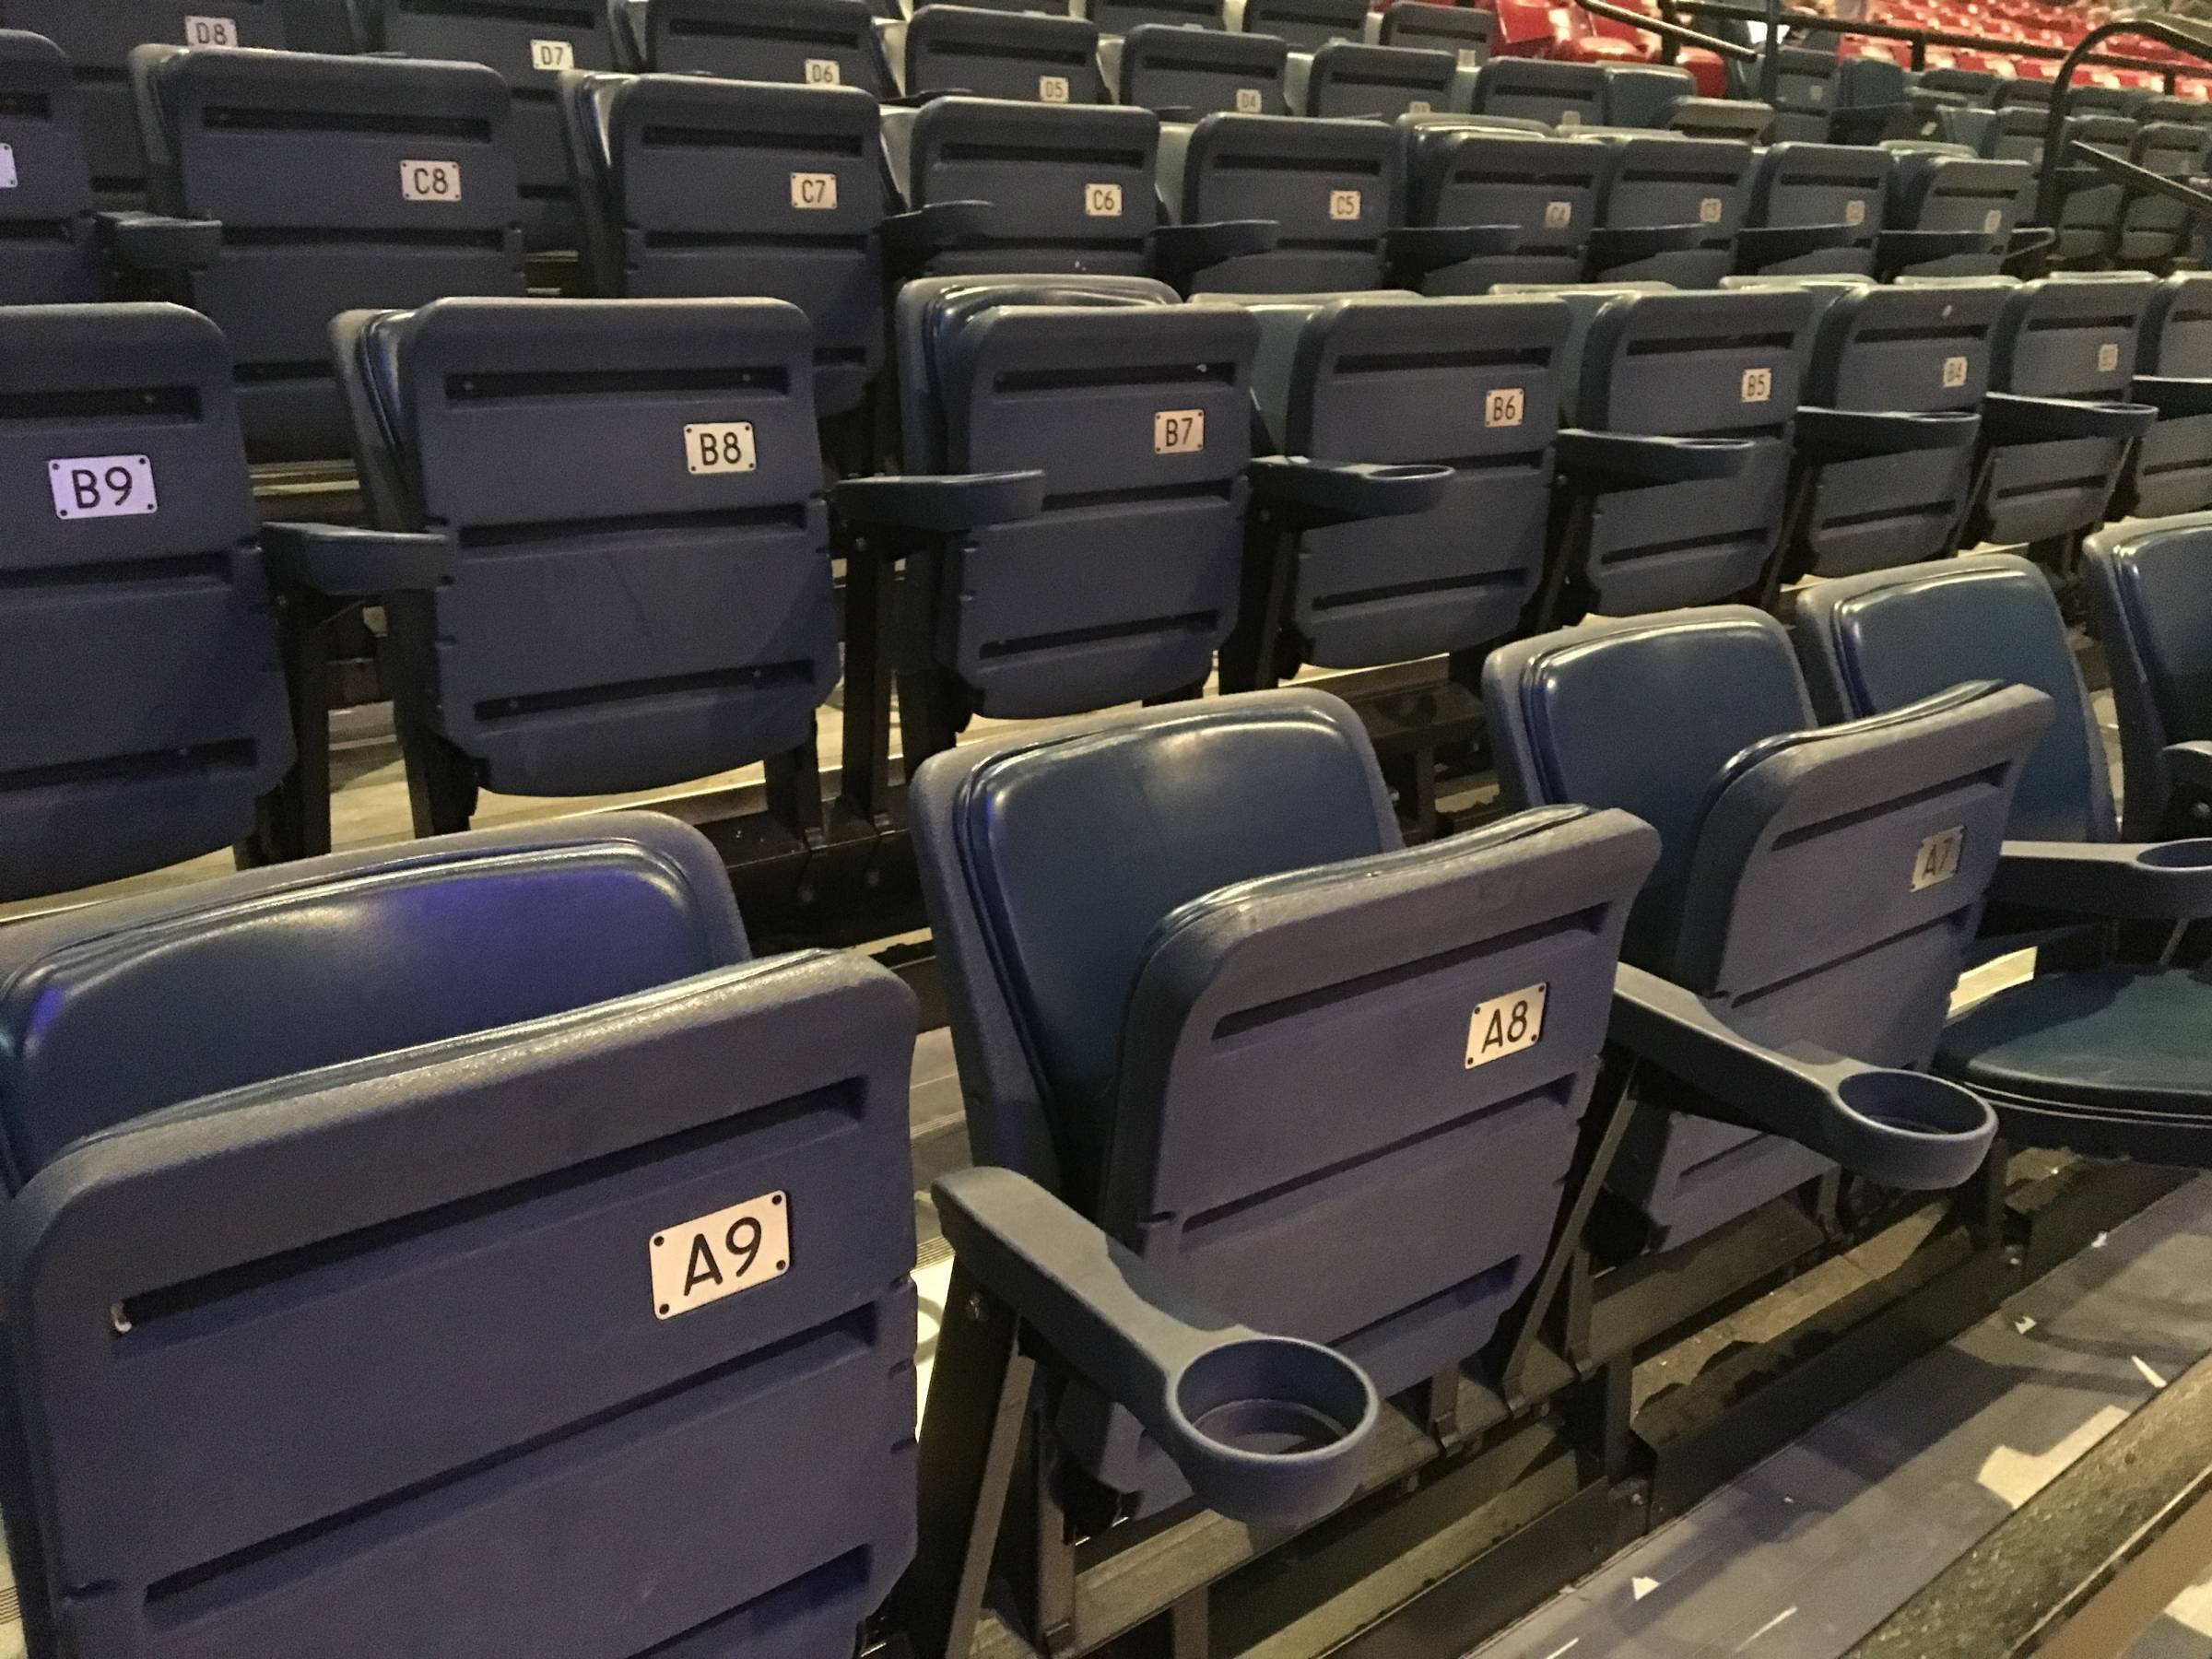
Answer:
[651, 1192, 790, 1320]
[1329, 189, 1362, 220]
[1154, 408, 1205, 454]
[1698, 195, 1723, 224]
[1544, 199, 1572, 229]
[2098, 342, 2121, 372]
[1741, 367, 1772, 404]
[1085, 182, 1123, 218]
[1236, 86, 1265, 112]
[400, 159, 462, 203]
[1484, 388, 1524, 429]
[1039, 74, 1071, 102]
[184, 15, 238, 45]
[792, 171, 839, 210]
[531, 38, 575, 71]
[1844, 197, 1865, 225]
[50, 454, 157, 520]
[805, 57, 841, 84]
[0, 144, 14, 190]
[1912, 826, 1965, 891]
[1983, 207, 2004, 233]
[686, 423, 757, 474]
[1942, 354, 1969, 389]
[1466, 982, 1547, 1068]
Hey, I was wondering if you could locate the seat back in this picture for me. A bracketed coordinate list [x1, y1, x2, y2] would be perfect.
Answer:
[619, 0, 893, 93]
[1114, 24, 1288, 116]
[1090, 0, 1219, 31]
[1587, 130, 1755, 285]
[2119, 120, 2212, 265]
[0, 303, 289, 903]
[135, 46, 527, 463]
[2085, 518, 2212, 838]
[1, 0, 288, 200]
[894, 98, 1158, 276]
[1471, 57, 1606, 127]
[1762, 43, 1838, 141]
[1794, 277, 2004, 578]
[910, 689, 1656, 1477]
[0, 815, 918, 1659]
[1745, 141, 1887, 275]
[1882, 146, 2030, 275]
[1241, 0, 1365, 51]
[1486, 607, 2049, 1243]
[1166, 111, 1397, 291]
[349, 0, 616, 249]
[1564, 288, 1815, 615]
[893, 276, 1256, 715]
[1377, 2, 1491, 67]
[2123, 273, 2212, 520]
[1400, 120, 1603, 289]
[904, 5, 1105, 100]
[1599, 63, 1697, 130]
[1794, 554, 2117, 844]
[1975, 273, 2155, 547]
[340, 297, 837, 798]
[1295, 39, 1455, 118]
[0, 30, 101, 300]
[1247, 291, 1570, 665]
[564, 74, 888, 419]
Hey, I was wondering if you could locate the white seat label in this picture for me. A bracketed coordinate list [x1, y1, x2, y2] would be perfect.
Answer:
[1154, 407, 1205, 453]
[686, 422, 758, 474]
[0, 143, 15, 190]
[1466, 982, 1547, 1068]
[1408, 99, 1432, 113]
[1912, 826, 1965, 891]
[805, 57, 841, 85]
[184, 15, 238, 45]
[51, 454, 158, 520]
[1084, 182, 1123, 218]
[1235, 86, 1265, 112]
[1741, 366, 1772, 404]
[1039, 74, 1071, 102]
[1558, 108, 1581, 125]
[1844, 197, 1865, 225]
[791, 171, 839, 210]
[400, 159, 462, 203]
[1329, 188, 1362, 220]
[2098, 342, 2121, 372]
[1983, 207, 2004, 233]
[1699, 195, 1723, 224]
[651, 1191, 790, 1319]
[1544, 199, 1572, 229]
[1485, 387, 1524, 429]
[530, 38, 575, 71]
[1942, 354, 1969, 389]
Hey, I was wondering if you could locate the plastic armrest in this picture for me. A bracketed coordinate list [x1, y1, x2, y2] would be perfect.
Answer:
[1585, 223, 1710, 265]
[1980, 391, 2159, 443]
[880, 198, 994, 269]
[1553, 427, 1755, 486]
[261, 522, 453, 596]
[933, 1166, 1378, 1528]
[1793, 405, 1981, 457]
[93, 209, 222, 271]
[1991, 837, 2212, 921]
[830, 470, 1045, 535]
[1383, 222, 1521, 276]
[1733, 221, 1864, 267]
[1247, 456, 1452, 523]
[2131, 375, 2212, 418]
[1609, 964, 1995, 1190]
[1151, 218, 1278, 285]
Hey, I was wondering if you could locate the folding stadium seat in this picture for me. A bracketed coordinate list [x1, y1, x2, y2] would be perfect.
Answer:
[902, 6, 1105, 101]
[1581, 130, 1756, 284]
[1108, 24, 1289, 116]
[2113, 117, 2212, 268]
[0, 0, 290, 202]
[1829, 53, 1958, 146]
[1241, 0, 1366, 52]
[606, 0, 896, 93]
[1537, 286, 1818, 622]
[0, 30, 104, 302]
[1156, 111, 1404, 291]
[0, 303, 290, 902]
[117, 47, 527, 465]
[1735, 141, 1890, 276]
[1594, 63, 1762, 140]
[1964, 273, 2159, 553]
[2116, 275, 2212, 521]
[1797, 555, 2212, 1167]
[1397, 116, 1606, 289]
[1375, 0, 1494, 69]
[343, 0, 617, 251]
[297, 297, 839, 841]
[1218, 290, 1569, 693]
[2085, 521, 2212, 840]
[1485, 608, 2024, 1246]
[562, 75, 888, 423]
[1760, 276, 2001, 593]
[1879, 142, 2038, 276]
[1288, 40, 1459, 117]
[0, 813, 923, 1659]
[855, 276, 1261, 754]
[1470, 56, 1607, 126]
[1981, 105, 2127, 266]
[1089, 0, 1218, 31]
[910, 688, 1662, 1517]
[1754, 43, 1841, 142]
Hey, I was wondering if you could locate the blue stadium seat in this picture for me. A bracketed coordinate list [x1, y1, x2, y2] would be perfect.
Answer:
[0, 303, 290, 901]
[1759, 43, 1841, 143]
[1158, 111, 1399, 290]
[0, 813, 920, 1659]
[1108, 23, 1289, 116]
[1469, 57, 1605, 127]
[562, 74, 888, 422]
[1736, 141, 1888, 276]
[2119, 274, 2212, 521]
[1981, 107, 2126, 266]
[1241, 0, 1365, 52]
[1486, 606, 2029, 1245]
[1089, 0, 1218, 30]
[2113, 118, 2209, 267]
[902, 4, 1105, 100]
[1797, 555, 2212, 1168]
[1397, 116, 1606, 290]
[2085, 519, 2212, 841]
[124, 45, 527, 463]
[344, 0, 616, 250]
[1878, 142, 2034, 276]
[607, 0, 894, 92]
[1289, 40, 1459, 118]
[0, 29, 105, 301]
[1539, 286, 1817, 621]
[1582, 130, 1756, 285]
[312, 297, 838, 837]
[1377, 0, 1492, 67]
[912, 688, 1660, 1506]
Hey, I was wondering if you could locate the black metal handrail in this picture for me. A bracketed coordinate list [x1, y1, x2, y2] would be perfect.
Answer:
[2040, 18, 2212, 228]
[1669, 0, 2189, 81]
[2069, 143, 2212, 224]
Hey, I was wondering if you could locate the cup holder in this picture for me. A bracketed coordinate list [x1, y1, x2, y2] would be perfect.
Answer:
[2136, 839, 2212, 870]
[1164, 1336, 1379, 1529]
[1826, 1067, 1996, 1191]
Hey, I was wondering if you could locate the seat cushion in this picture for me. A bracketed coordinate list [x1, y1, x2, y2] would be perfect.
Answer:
[1938, 963, 2212, 1123]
